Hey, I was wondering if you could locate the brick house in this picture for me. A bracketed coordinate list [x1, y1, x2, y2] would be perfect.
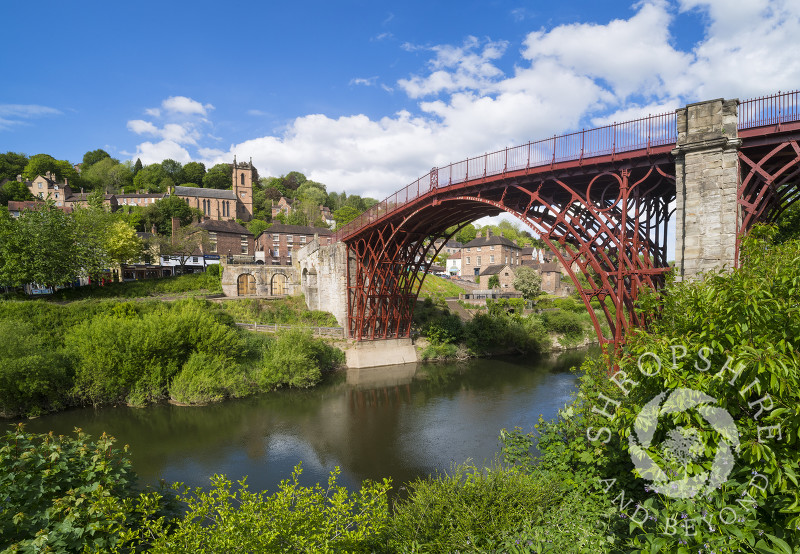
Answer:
[254, 223, 332, 265]
[7, 200, 73, 217]
[479, 264, 518, 290]
[271, 197, 294, 219]
[461, 230, 521, 278]
[196, 219, 255, 259]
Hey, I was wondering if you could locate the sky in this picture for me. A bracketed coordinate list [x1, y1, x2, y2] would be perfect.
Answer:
[2, 0, 800, 204]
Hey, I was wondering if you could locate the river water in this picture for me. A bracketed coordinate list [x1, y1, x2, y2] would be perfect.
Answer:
[20, 350, 590, 493]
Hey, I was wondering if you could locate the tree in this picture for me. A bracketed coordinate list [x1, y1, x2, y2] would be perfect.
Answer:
[154, 225, 209, 274]
[133, 158, 143, 176]
[0, 180, 34, 206]
[22, 154, 59, 181]
[182, 161, 206, 186]
[246, 219, 270, 238]
[203, 163, 232, 189]
[132, 163, 169, 193]
[82, 149, 111, 168]
[141, 195, 199, 235]
[82, 157, 132, 193]
[105, 220, 143, 268]
[487, 274, 500, 289]
[161, 159, 184, 184]
[512, 265, 542, 303]
[0, 152, 28, 182]
[283, 171, 306, 191]
[333, 206, 361, 229]
[0, 201, 83, 289]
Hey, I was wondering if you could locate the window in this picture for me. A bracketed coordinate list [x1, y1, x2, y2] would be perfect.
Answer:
[55, 193, 59, 199]
[477, 247, 481, 252]
[192, 257, 199, 263]
[477, 256, 482, 265]
[299, 236, 306, 243]
[240, 235, 248, 254]
[466, 257, 470, 264]
[273, 234, 279, 242]
[38, 183, 42, 189]
[241, 174, 245, 186]
[490, 255, 495, 263]
[209, 232, 217, 253]
[490, 245, 494, 251]
[38, 192, 43, 198]
[287, 235, 293, 243]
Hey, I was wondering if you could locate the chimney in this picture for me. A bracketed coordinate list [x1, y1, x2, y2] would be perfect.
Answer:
[151, 224, 157, 234]
[171, 217, 180, 239]
[499, 231, 504, 237]
[476, 230, 482, 238]
[486, 228, 492, 237]
[64, 177, 68, 187]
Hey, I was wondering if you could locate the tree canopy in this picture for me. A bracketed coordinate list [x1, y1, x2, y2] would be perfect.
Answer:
[512, 265, 542, 302]
[203, 164, 231, 189]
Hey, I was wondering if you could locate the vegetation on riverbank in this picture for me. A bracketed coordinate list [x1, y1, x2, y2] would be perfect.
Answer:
[0, 297, 343, 418]
[4, 232, 799, 552]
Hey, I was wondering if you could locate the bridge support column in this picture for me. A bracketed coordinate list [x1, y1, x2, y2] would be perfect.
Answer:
[673, 98, 742, 280]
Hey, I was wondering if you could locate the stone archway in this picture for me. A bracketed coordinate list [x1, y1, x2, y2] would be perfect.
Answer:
[270, 273, 287, 296]
[237, 273, 256, 296]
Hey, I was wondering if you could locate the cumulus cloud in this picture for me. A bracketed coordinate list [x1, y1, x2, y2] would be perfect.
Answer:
[128, 1, 800, 203]
[0, 104, 62, 131]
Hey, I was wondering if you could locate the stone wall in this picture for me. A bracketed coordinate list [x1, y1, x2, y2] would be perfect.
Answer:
[221, 263, 299, 297]
[673, 98, 742, 280]
[297, 239, 349, 332]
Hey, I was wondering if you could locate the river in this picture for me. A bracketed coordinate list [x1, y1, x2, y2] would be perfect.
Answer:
[20, 349, 591, 494]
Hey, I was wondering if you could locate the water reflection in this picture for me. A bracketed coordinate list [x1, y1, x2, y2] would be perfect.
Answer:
[19, 350, 590, 493]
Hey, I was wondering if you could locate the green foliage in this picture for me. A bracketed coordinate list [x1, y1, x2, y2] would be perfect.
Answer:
[542, 310, 584, 338]
[486, 297, 525, 317]
[513, 265, 543, 302]
[202, 163, 232, 189]
[0, 151, 29, 182]
[181, 161, 206, 187]
[82, 148, 111, 168]
[119, 464, 391, 553]
[487, 274, 500, 289]
[256, 328, 344, 390]
[0, 426, 142, 552]
[168, 351, 249, 405]
[141, 194, 199, 235]
[463, 312, 550, 355]
[246, 217, 270, 237]
[220, 295, 339, 326]
[49, 269, 221, 301]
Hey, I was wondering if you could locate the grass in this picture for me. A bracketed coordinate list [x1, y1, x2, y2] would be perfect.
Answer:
[218, 295, 339, 326]
[417, 273, 466, 300]
[45, 272, 222, 301]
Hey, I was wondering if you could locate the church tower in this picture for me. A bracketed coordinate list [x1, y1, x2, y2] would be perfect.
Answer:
[232, 155, 255, 221]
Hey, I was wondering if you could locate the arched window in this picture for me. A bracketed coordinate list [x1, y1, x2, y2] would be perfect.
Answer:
[240, 173, 245, 186]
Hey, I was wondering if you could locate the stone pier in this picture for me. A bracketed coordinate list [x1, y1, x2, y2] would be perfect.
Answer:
[672, 98, 742, 280]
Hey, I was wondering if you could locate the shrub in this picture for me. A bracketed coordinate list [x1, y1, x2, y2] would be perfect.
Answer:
[422, 312, 464, 344]
[0, 426, 141, 552]
[542, 310, 584, 337]
[118, 465, 391, 553]
[168, 352, 250, 405]
[256, 328, 343, 390]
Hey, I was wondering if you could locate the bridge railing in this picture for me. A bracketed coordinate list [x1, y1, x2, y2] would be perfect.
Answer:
[334, 90, 800, 242]
[739, 90, 800, 130]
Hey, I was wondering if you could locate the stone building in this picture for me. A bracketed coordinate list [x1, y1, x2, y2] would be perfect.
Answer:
[255, 223, 332, 265]
[479, 264, 517, 290]
[195, 219, 255, 259]
[174, 157, 255, 222]
[116, 193, 165, 207]
[461, 230, 521, 278]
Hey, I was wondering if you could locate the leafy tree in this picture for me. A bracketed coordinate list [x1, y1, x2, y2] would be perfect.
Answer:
[0, 180, 34, 206]
[154, 226, 210, 274]
[81, 148, 111, 168]
[512, 265, 542, 302]
[487, 274, 500, 289]
[142, 195, 199, 235]
[246, 218, 270, 238]
[161, 158, 184, 184]
[203, 163, 232, 189]
[283, 171, 306, 191]
[133, 157, 143, 176]
[0, 201, 83, 289]
[21, 153, 59, 180]
[182, 161, 206, 186]
[0, 151, 28, 181]
[133, 163, 170, 193]
[82, 157, 133, 192]
[333, 205, 361, 229]
[773, 201, 800, 243]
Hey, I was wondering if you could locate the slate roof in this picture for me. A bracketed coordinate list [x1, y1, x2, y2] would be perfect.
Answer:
[174, 186, 237, 200]
[195, 219, 252, 235]
[261, 223, 333, 236]
[462, 234, 519, 249]
[479, 264, 513, 276]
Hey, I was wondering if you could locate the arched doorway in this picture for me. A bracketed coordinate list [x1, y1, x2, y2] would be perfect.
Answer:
[237, 273, 256, 296]
[270, 273, 287, 296]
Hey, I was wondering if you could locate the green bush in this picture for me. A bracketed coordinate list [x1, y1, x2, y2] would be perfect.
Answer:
[256, 328, 343, 390]
[168, 352, 250, 405]
[119, 465, 391, 553]
[220, 295, 339, 326]
[387, 463, 591, 552]
[422, 312, 464, 344]
[542, 310, 584, 337]
[0, 426, 142, 552]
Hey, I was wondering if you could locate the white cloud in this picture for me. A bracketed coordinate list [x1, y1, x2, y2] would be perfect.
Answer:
[144, 107, 161, 117]
[0, 104, 61, 130]
[127, 120, 199, 145]
[350, 77, 379, 86]
[162, 96, 214, 116]
[128, 0, 800, 206]
[133, 140, 192, 164]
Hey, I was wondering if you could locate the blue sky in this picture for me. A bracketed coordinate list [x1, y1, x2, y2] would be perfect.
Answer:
[2, 0, 799, 200]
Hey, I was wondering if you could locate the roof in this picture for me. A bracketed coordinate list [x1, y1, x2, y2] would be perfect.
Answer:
[262, 223, 333, 236]
[117, 193, 166, 199]
[448, 251, 462, 259]
[522, 260, 562, 273]
[195, 219, 252, 235]
[463, 234, 520, 249]
[65, 192, 117, 202]
[480, 264, 514, 276]
[520, 246, 534, 256]
[7, 200, 73, 213]
[174, 186, 236, 200]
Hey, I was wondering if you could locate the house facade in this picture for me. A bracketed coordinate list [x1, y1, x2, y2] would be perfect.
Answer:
[254, 223, 332, 265]
[461, 230, 521, 278]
